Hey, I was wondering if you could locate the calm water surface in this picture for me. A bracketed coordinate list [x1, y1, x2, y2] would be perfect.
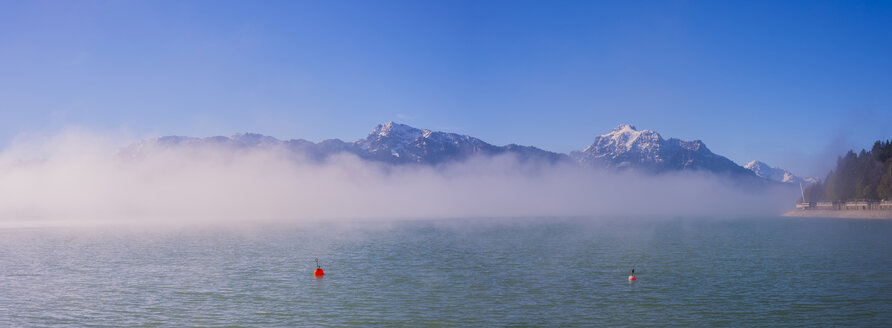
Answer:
[1, 217, 890, 327]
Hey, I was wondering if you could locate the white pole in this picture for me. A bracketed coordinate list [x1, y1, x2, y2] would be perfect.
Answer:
[799, 182, 805, 203]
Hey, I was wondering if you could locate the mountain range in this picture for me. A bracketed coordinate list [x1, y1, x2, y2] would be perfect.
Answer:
[122, 122, 812, 184]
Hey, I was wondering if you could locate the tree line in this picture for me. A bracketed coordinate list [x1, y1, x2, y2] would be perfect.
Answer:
[804, 139, 892, 202]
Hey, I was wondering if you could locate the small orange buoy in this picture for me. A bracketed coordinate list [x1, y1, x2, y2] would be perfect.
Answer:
[313, 258, 324, 277]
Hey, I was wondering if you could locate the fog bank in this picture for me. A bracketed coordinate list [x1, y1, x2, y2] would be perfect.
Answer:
[0, 131, 798, 227]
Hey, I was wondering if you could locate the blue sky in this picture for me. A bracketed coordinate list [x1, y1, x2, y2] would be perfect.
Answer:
[1, 0, 890, 176]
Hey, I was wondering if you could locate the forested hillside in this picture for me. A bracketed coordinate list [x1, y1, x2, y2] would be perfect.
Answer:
[804, 140, 892, 201]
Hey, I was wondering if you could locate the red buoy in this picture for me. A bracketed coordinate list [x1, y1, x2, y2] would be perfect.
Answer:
[628, 275, 636, 281]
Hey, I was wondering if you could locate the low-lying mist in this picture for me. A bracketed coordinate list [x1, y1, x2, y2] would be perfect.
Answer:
[0, 130, 798, 227]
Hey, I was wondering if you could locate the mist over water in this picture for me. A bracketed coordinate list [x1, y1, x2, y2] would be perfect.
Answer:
[0, 130, 799, 227]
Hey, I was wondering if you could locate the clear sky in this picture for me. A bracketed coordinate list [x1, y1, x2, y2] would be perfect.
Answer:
[1, 0, 890, 177]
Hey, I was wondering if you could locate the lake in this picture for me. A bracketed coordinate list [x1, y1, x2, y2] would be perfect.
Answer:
[1, 217, 890, 327]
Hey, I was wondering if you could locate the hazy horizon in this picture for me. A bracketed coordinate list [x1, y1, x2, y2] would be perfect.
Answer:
[0, 129, 798, 228]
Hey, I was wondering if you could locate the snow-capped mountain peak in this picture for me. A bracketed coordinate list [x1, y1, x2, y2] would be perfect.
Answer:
[572, 124, 754, 176]
[744, 160, 817, 185]
[372, 122, 425, 138]
[744, 160, 772, 176]
[579, 124, 664, 164]
[610, 124, 637, 133]
[603, 124, 657, 151]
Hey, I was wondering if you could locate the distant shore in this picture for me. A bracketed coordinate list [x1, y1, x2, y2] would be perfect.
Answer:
[783, 210, 892, 219]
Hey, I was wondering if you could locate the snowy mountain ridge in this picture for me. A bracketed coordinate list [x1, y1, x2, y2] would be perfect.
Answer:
[744, 160, 817, 185]
[123, 122, 566, 165]
[122, 122, 808, 182]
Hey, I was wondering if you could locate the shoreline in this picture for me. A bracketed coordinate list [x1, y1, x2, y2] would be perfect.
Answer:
[783, 210, 892, 219]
